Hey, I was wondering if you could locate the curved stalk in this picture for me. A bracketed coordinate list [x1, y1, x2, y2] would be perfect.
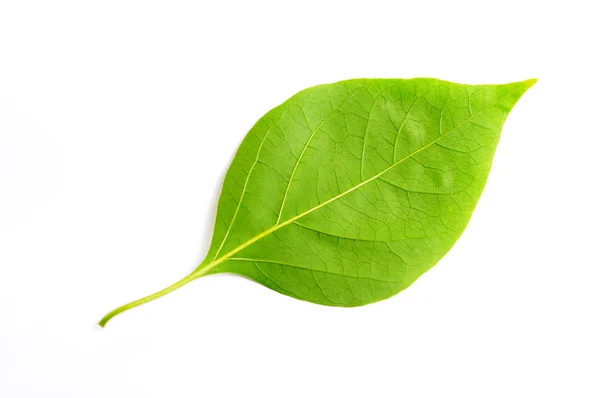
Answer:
[99, 267, 208, 327]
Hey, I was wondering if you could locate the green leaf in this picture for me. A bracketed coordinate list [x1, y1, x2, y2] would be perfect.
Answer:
[100, 78, 535, 326]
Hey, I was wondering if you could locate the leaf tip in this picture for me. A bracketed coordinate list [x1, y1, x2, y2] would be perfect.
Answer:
[522, 78, 538, 89]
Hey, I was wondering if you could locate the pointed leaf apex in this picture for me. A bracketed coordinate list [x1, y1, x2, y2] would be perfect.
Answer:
[523, 78, 538, 88]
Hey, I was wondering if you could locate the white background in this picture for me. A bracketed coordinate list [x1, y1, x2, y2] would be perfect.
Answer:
[1, 1, 598, 397]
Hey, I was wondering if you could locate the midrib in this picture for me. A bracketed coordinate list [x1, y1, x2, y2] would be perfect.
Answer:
[191, 87, 520, 279]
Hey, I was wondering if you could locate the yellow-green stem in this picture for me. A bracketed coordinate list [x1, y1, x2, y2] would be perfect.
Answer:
[99, 267, 209, 327]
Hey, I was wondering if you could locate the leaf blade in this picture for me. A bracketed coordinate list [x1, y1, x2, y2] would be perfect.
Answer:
[209, 78, 535, 305]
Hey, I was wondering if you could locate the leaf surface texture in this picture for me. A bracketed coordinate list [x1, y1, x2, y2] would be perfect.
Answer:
[202, 78, 535, 306]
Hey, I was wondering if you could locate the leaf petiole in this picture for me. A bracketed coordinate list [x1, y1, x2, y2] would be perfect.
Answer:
[98, 266, 210, 327]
